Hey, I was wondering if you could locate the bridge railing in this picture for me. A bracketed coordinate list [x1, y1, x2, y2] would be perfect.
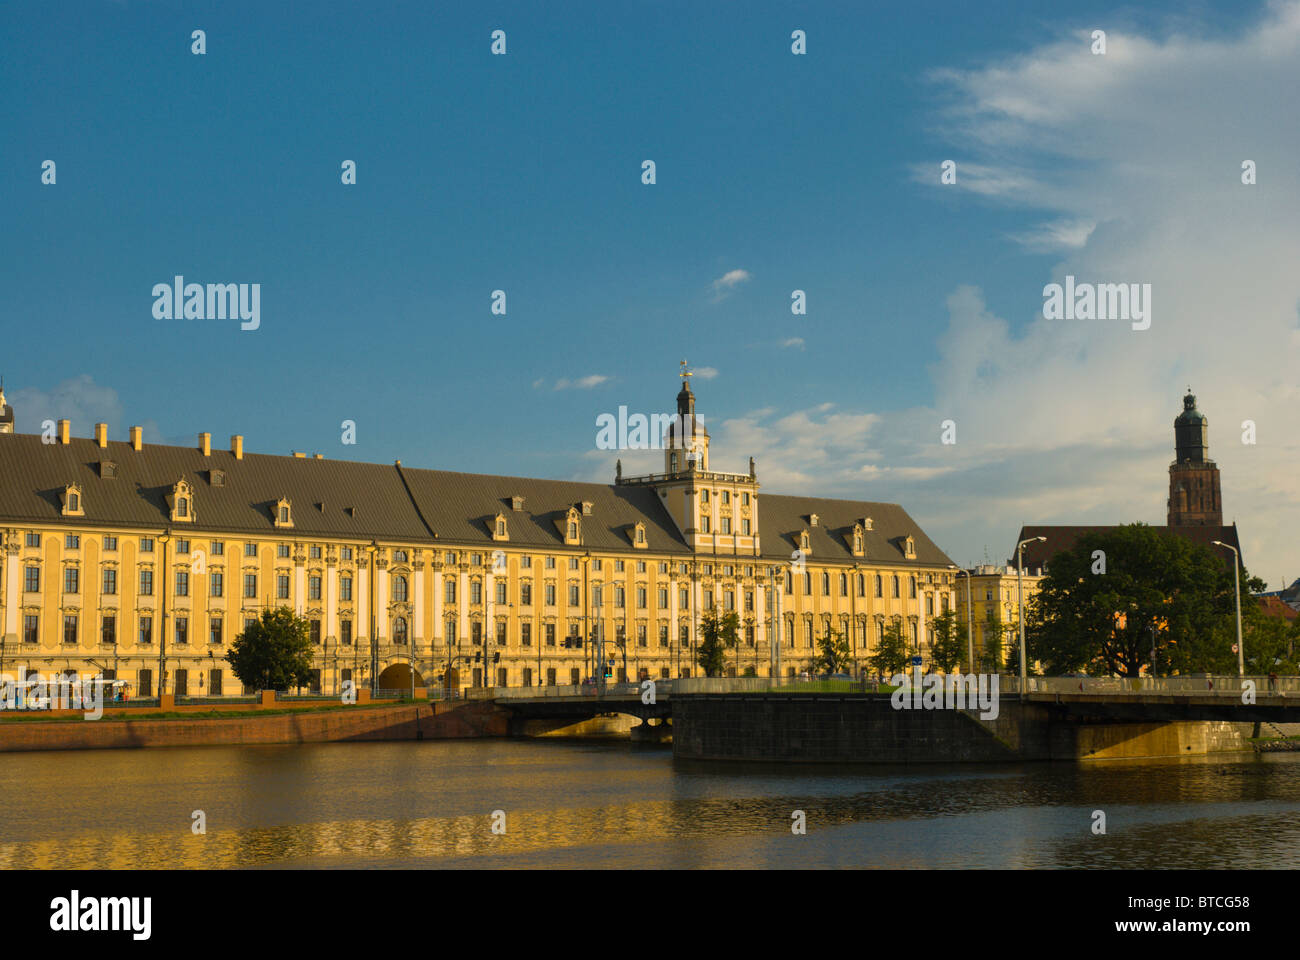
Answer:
[1004, 675, 1300, 697]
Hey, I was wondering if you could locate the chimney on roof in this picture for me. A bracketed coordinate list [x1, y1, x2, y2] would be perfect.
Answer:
[293, 452, 306, 459]
[57, 419, 70, 445]
[94, 423, 108, 448]
[199, 432, 210, 456]
[130, 426, 143, 451]
[231, 435, 243, 460]
[313, 453, 323, 460]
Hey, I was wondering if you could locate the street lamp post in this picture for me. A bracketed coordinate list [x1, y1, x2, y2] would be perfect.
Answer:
[1016, 537, 1046, 691]
[366, 542, 378, 695]
[951, 565, 974, 674]
[1212, 540, 1245, 677]
[158, 528, 171, 698]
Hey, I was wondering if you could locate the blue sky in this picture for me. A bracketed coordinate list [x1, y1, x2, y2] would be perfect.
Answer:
[3, 1, 1298, 584]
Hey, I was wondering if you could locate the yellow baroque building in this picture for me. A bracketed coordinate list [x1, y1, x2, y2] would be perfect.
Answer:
[0, 377, 956, 696]
[953, 564, 1046, 671]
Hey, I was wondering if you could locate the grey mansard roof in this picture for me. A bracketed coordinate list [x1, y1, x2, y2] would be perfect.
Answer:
[0, 431, 952, 566]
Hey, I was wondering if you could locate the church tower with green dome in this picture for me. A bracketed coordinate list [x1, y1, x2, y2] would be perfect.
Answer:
[1167, 389, 1222, 526]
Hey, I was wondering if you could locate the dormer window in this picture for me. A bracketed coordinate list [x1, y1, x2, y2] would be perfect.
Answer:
[580, 501, 593, 517]
[800, 530, 810, 552]
[511, 495, 525, 512]
[631, 521, 647, 549]
[274, 497, 294, 529]
[903, 536, 916, 559]
[492, 513, 509, 542]
[862, 517, 873, 531]
[848, 522, 866, 557]
[559, 507, 581, 545]
[168, 479, 195, 523]
[809, 513, 819, 527]
[210, 470, 225, 487]
[61, 483, 84, 517]
[99, 460, 117, 479]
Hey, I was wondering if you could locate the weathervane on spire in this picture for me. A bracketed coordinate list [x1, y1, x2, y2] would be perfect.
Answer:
[680, 359, 693, 382]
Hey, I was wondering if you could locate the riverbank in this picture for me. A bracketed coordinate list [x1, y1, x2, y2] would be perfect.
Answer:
[0, 699, 509, 752]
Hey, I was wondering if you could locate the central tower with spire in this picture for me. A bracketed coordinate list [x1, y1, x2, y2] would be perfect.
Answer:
[1167, 388, 1222, 526]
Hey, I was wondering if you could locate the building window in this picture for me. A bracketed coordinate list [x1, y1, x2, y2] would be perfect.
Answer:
[445, 580, 456, 604]
[310, 619, 322, 644]
[910, 576, 917, 599]
[66, 534, 80, 549]
[176, 571, 189, 597]
[211, 541, 224, 556]
[680, 624, 690, 646]
[496, 621, 507, 645]
[309, 575, 322, 600]
[568, 584, 579, 606]
[277, 544, 290, 558]
[520, 582, 532, 606]
[245, 542, 257, 558]
[892, 575, 900, 598]
[393, 617, 407, 644]
[724, 591, 735, 611]
[680, 587, 689, 608]
[101, 615, 116, 645]
[210, 572, 223, 597]
[340, 576, 352, 601]
[341, 619, 352, 645]
[615, 587, 626, 608]
[25, 532, 40, 548]
[471, 580, 482, 604]
[341, 546, 352, 561]
[139, 569, 153, 596]
[209, 670, 223, 696]
[521, 622, 532, 647]
[210, 618, 223, 645]
[392, 575, 407, 603]
[63, 614, 78, 645]
[638, 624, 647, 647]
[545, 584, 556, 606]
[659, 624, 669, 646]
[495, 581, 507, 605]
[637, 587, 647, 609]
[310, 545, 321, 559]
[64, 567, 79, 594]
[138, 669, 152, 698]
[745, 625, 755, 646]
[393, 550, 407, 563]
[175, 617, 188, 645]
[821, 572, 830, 595]
[745, 591, 753, 612]
[700, 516, 710, 533]
[244, 574, 257, 598]
[545, 624, 556, 646]
[99, 568, 116, 595]
[139, 615, 153, 645]
[177, 539, 190, 554]
[103, 535, 117, 551]
[804, 572, 812, 594]
[23, 614, 39, 644]
[840, 573, 848, 596]
[277, 574, 290, 599]
[471, 621, 482, 645]
[141, 538, 154, 552]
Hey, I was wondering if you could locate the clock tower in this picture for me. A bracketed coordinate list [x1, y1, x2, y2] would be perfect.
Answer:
[1167, 389, 1222, 526]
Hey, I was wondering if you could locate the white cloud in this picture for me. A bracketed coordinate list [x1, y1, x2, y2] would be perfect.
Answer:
[905, 4, 1300, 585]
[553, 375, 609, 391]
[781, 337, 805, 350]
[710, 268, 752, 301]
[10, 375, 124, 436]
[692, 366, 718, 380]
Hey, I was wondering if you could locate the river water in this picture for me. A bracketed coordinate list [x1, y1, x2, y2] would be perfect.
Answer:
[2, 741, 1298, 869]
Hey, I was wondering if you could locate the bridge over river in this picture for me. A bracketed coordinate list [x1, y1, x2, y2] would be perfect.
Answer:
[483, 675, 1300, 761]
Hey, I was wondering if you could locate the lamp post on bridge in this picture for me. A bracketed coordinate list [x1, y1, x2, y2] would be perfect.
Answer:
[1212, 540, 1245, 678]
[951, 564, 974, 674]
[1017, 537, 1046, 692]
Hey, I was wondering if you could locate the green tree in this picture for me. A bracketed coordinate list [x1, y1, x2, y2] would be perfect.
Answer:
[867, 617, 910, 678]
[1242, 602, 1300, 675]
[226, 606, 314, 692]
[1023, 524, 1239, 676]
[696, 609, 740, 678]
[928, 610, 964, 673]
[814, 626, 852, 675]
[980, 617, 1005, 673]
